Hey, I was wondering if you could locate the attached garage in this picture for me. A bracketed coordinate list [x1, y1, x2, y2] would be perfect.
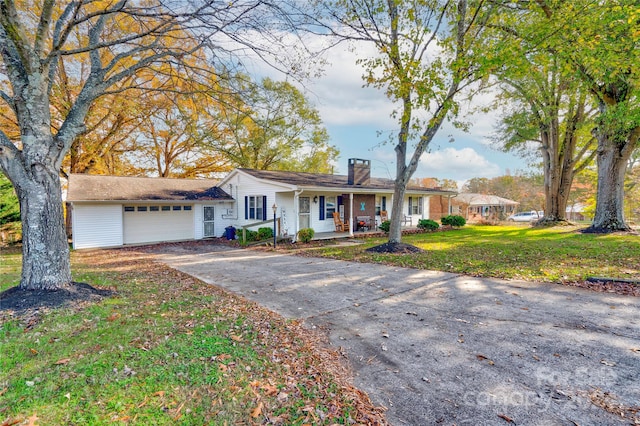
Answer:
[67, 175, 233, 249]
[123, 204, 194, 245]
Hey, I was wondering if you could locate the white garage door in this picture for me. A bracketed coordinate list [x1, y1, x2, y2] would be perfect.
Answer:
[123, 204, 194, 245]
[72, 204, 123, 249]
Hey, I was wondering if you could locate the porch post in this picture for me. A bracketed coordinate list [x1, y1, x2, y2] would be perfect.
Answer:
[349, 193, 354, 237]
[294, 190, 301, 242]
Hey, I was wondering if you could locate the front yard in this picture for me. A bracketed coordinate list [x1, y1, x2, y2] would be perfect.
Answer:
[0, 247, 386, 425]
[312, 225, 640, 287]
[2, 224, 638, 425]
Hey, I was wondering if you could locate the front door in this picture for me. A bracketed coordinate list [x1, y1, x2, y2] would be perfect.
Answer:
[203, 206, 215, 237]
[299, 197, 310, 229]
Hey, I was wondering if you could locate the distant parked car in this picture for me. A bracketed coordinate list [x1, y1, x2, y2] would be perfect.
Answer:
[507, 211, 541, 222]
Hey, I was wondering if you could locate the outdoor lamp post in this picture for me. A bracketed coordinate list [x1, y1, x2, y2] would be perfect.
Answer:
[272, 203, 277, 248]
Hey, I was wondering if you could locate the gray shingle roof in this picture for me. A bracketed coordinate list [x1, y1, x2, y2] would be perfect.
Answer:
[238, 168, 456, 194]
[67, 174, 232, 201]
[454, 193, 519, 206]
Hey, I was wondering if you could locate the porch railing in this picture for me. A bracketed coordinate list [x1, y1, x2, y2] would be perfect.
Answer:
[240, 217, 280, 243]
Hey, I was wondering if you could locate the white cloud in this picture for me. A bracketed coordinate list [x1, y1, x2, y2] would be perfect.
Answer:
[308, 44, 396, 127]
[418, 147, 501, 182]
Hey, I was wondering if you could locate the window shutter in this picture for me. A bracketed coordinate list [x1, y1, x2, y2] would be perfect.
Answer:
[262, 196, 267, 221]
[319, 196, 325, 220]
[337, 195, 343, 206]
[408, 197, 412, 215]
[244, 196, 248, 220]
[382, 196, 386, 211]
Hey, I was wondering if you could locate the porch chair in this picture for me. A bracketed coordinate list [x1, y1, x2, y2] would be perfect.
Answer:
[332, 212, 350, 232]
[380, 211, 388, 222]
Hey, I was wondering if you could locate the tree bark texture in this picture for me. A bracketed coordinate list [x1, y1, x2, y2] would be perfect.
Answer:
[17, 168, 72, 290]
[588, 134, 635, 231]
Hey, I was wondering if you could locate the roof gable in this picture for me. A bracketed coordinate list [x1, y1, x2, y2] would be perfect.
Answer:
[67, 174, 232, 202]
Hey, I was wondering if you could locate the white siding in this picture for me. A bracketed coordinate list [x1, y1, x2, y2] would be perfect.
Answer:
[403, 195, 430, 223]
[231, 173, 286, 228]
[123, 204, 194, 244]
[307, 193, 338, 233]
[275, 194, 295, 237]
[194, 204, 204, 239]
[72, 204, 123, 249]
[195, 202, 233, 239]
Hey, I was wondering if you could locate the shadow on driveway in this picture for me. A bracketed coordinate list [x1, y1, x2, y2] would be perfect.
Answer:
[155, 245, 640, 425]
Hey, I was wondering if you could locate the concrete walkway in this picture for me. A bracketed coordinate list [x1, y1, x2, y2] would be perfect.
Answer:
[154, 245, 640, 425]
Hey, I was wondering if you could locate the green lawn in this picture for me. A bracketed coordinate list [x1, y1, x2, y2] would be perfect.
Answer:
[0, 248, 382, 425]
[314, 225, 640, 283]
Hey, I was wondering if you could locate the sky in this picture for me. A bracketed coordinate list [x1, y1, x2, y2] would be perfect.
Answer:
[246, 38, 535, 189]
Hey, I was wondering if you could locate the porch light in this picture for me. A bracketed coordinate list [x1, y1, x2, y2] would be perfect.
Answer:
[313, 195, 318, 204]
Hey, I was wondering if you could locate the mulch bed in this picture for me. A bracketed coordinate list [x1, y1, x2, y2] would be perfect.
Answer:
[0, 282, 115, 330]
[364, 242, 424, 254]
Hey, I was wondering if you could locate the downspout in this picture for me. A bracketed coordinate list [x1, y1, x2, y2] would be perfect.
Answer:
[293, 189, 304, 242]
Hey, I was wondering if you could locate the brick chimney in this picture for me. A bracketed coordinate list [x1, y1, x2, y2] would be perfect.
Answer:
[347, 158, 371, 185]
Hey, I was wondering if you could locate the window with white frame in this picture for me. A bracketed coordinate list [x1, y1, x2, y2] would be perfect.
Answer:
[247, 195, 266, 220]
[375, 195, 387, 215]
[325, 196, 336, 218]
[408, 197, 423, 215]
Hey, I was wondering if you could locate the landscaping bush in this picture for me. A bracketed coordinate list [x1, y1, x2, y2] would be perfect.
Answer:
[244, 230, 259, 242]
[378, 220, 390, 233]
[257, 227, 274, 240]
[441, 215, 466, 227]
[297, 228, 315, 243]
[417, 218, 440, 231]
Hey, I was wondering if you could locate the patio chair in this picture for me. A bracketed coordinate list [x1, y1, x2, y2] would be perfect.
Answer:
[333, 212, 350, 232]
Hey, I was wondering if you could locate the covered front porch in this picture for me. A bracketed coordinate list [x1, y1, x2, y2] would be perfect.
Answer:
[311, 221, 419, 241]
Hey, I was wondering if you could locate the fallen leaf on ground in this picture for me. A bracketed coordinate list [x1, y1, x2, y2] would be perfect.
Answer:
[26, 414, 39, 426]
[261, 384, 278, 396]
[476, 354, 495, 365]
[497, 413, 515, 423]
[107, 313, 120, 322]
[54, 358, 70, 365]
[251, 401, 263, 418]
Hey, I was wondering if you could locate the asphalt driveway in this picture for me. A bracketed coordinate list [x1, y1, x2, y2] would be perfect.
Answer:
[154, 244, 640, 425]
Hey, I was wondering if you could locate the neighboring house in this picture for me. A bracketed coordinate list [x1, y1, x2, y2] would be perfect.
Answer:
[67, 175, 233, 249]
[566, 203, 588, 221]
[67, 158, 456, 249]
[218, 159, 455, 238]
[452, 193, 519, 222]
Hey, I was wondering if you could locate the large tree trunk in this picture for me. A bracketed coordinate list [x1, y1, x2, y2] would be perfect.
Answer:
[16, 169, 72, 290]
[587, 135, 634, 232]
[388, 178, 408, 244]
[542, 146, 573, 222]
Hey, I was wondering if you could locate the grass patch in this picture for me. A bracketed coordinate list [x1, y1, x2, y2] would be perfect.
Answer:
[313, 225, 640, 283]
[0, 249, 385, 425]
[0, 246, 21, 292]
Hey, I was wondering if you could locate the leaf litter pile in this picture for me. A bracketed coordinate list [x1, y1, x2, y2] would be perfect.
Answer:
[0, 246, 387, 425]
